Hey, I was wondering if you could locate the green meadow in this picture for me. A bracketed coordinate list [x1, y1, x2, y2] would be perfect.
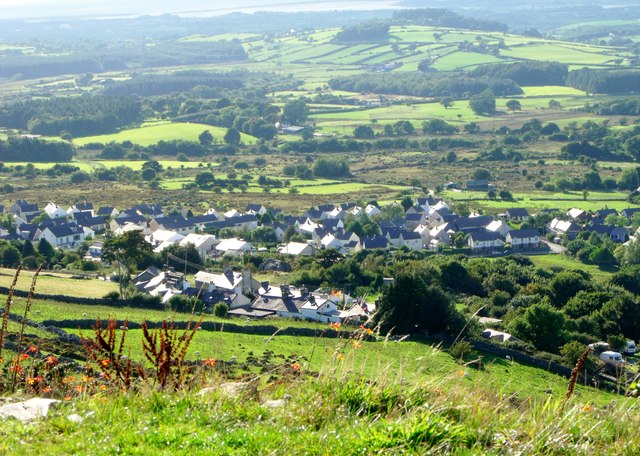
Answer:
[74, 123, 257, 147]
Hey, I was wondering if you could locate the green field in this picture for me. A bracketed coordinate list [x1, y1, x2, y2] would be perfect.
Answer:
[441, 189, 637, 212]
[74, 123, 258, 147]
[5, 160, 216, 171]
[0, 268, 117, 298]
[529, 254, 618, 281]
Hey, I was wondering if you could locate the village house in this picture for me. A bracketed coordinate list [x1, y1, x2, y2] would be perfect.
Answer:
[504, 208, 530, 222]
[216, 238, 253, 256]
[39, 223, 86, 249]
[506, 229, 540, 250]
[467, 231, 504, 253]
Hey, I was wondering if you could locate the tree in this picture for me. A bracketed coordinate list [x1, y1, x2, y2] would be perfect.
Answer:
[473, 168, 492, 180]
[102, 231, 152, 298]
[282, 98, 308, 125]
[141, 168, 156, 181]
[374, 272, 456, 335]
[198, 130, 214, 146]
[224, 128, 241, 145]
[486, 189, 497, 200]
[498, 190, 513, 201]
[510, 299, 568, 353]
[621, 238, 640, 266]
[354, 125, 375, 139]
[400, 196, 413, 212]
[548, 99, 562, 109]
[439, 97, 454, 109]
[468, 89, 496, 116]
[506, 99, 522, 112]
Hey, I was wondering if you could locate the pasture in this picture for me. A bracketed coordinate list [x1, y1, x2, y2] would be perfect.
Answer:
[73, 122, 258, 147]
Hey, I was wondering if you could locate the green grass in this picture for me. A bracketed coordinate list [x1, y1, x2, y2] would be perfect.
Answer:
[529, 254, 618, 281]
[0, 268, 117, 298]
[73, 122, 257, 147]
[4, 160, 216, 172]
[441, 189, 637, 212]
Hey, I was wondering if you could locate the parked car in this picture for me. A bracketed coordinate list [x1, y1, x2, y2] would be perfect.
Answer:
[599, 351, 625, 367]
[588, 341, 610, 354]
[623, 340, 637, 356]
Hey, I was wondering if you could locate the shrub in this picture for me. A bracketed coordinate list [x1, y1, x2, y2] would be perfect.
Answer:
[213, 302, 229, 318]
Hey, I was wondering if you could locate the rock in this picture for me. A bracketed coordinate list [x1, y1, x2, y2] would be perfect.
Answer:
[262, 399, 287, 408]
[0, 398, 60, 422]
[68, 413, 83, 423]
[198, 379, 259, 399]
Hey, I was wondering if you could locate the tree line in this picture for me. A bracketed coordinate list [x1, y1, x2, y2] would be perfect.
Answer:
[392, 8, 508, 33]
[0, 95, 141, 137]
[0, 40, 247, 80]
[566, 68, 640, 94]
[0, 137, 74, 162]
[470, 61, 568, 87]
[328, 73, 522, 98]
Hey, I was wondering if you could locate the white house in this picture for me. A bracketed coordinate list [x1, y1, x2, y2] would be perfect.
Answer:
[506, 229, 540, 250]
[40, 224, 85, 249]
[486, 220, 511, 237]
[216, 238, 253, 256]
[400, 231, 423, 251]
[300, 295, 341, 323]
[277, 242, 317, 256]
[467, 232, 504, 252]
[365, 204, 381, 217]
[179, 233, 218, 258]
[44, 203, 68, 220]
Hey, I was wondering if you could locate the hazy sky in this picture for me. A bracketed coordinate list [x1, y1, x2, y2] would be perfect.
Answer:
[0, 0, 399, 20]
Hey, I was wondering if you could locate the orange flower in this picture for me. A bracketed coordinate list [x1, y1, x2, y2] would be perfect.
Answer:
[291, 362, 301, 371]
[331, 322, 341, 331]
[42, 387, 52, 394]
[45, 355, 58, 368]
[19, 353, 29, 361]
[64, 396, 72, 401]
[9, 365, 22, 373]
[27, 345, 37, 353]
[75, 385, 84, 393]
[100, 359, 111, 368]
[202, 358, 216, 367]
[82, 375, 90, 383]
[351, 341, 363, 349]
[100, 385, 107, 391]
[27, 377, 37, 385]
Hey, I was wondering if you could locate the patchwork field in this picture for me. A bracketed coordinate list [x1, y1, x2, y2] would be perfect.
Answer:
[73, 123, 257, 147]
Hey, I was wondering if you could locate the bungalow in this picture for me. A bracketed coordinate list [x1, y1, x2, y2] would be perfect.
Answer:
[146, 230, 185, 250]
[245, 203, 267, 216]
[468, 232, 504, 253]
[44, 203, 68, 220]
[96, 206, 119, 218]
[399, 231, 423, 251]
[504, 208, 529, 222]
[548, 218, 581, 240]
[131, 203, 163, 218]
[486, 220, 511, 237]
[149, 216, 195, 235]
[454, 215, 493, 233]
[506, 229, 540, 250]
[595, 208, 618, 219]
[466, 179, 490, 191]
[621, 208, 640, 219]
[40, 223, 85, 249]
[300, 295, 341, 323]
[404, 213, 426, 230]
[567, 208, 587, 221]
[73, 212, 108, 233]
[67, 202, 94, 217]
[194, 269, 260, 303]
[216, 238, 253, 256]
[365, 204, 381, 217]
[277, 242, 318, 256]
[179, 233, 219, 258]
[355, 236, 389, 252]
[320, 234, 344, 251]
[110, 214, 147, 232]
[10, 200, 39, 220]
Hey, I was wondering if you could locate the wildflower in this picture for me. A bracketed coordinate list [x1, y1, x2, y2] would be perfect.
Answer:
[291, 362, 301, 371]
[19, 353, 29, 361]
[27, 377, 37, 385]
[334, 352, 344, 361]
[82, 375, 90, 383]
[100, 359, 111, 368]
[42, 387, 52, 394]
[9, 365, 22, 373]
[202, 358, 216, 367]
[100, 385, 107, 391]
[582, 404, 593, 412]
[455, 370, 466, 378]
[27, 345, 37, 354]
[75, 385, 84, 393]
[351, 341, 363, 349]
[64, 396, 72, 401]
[331, 322, 341, 331]
[45, 355, 58, 368]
